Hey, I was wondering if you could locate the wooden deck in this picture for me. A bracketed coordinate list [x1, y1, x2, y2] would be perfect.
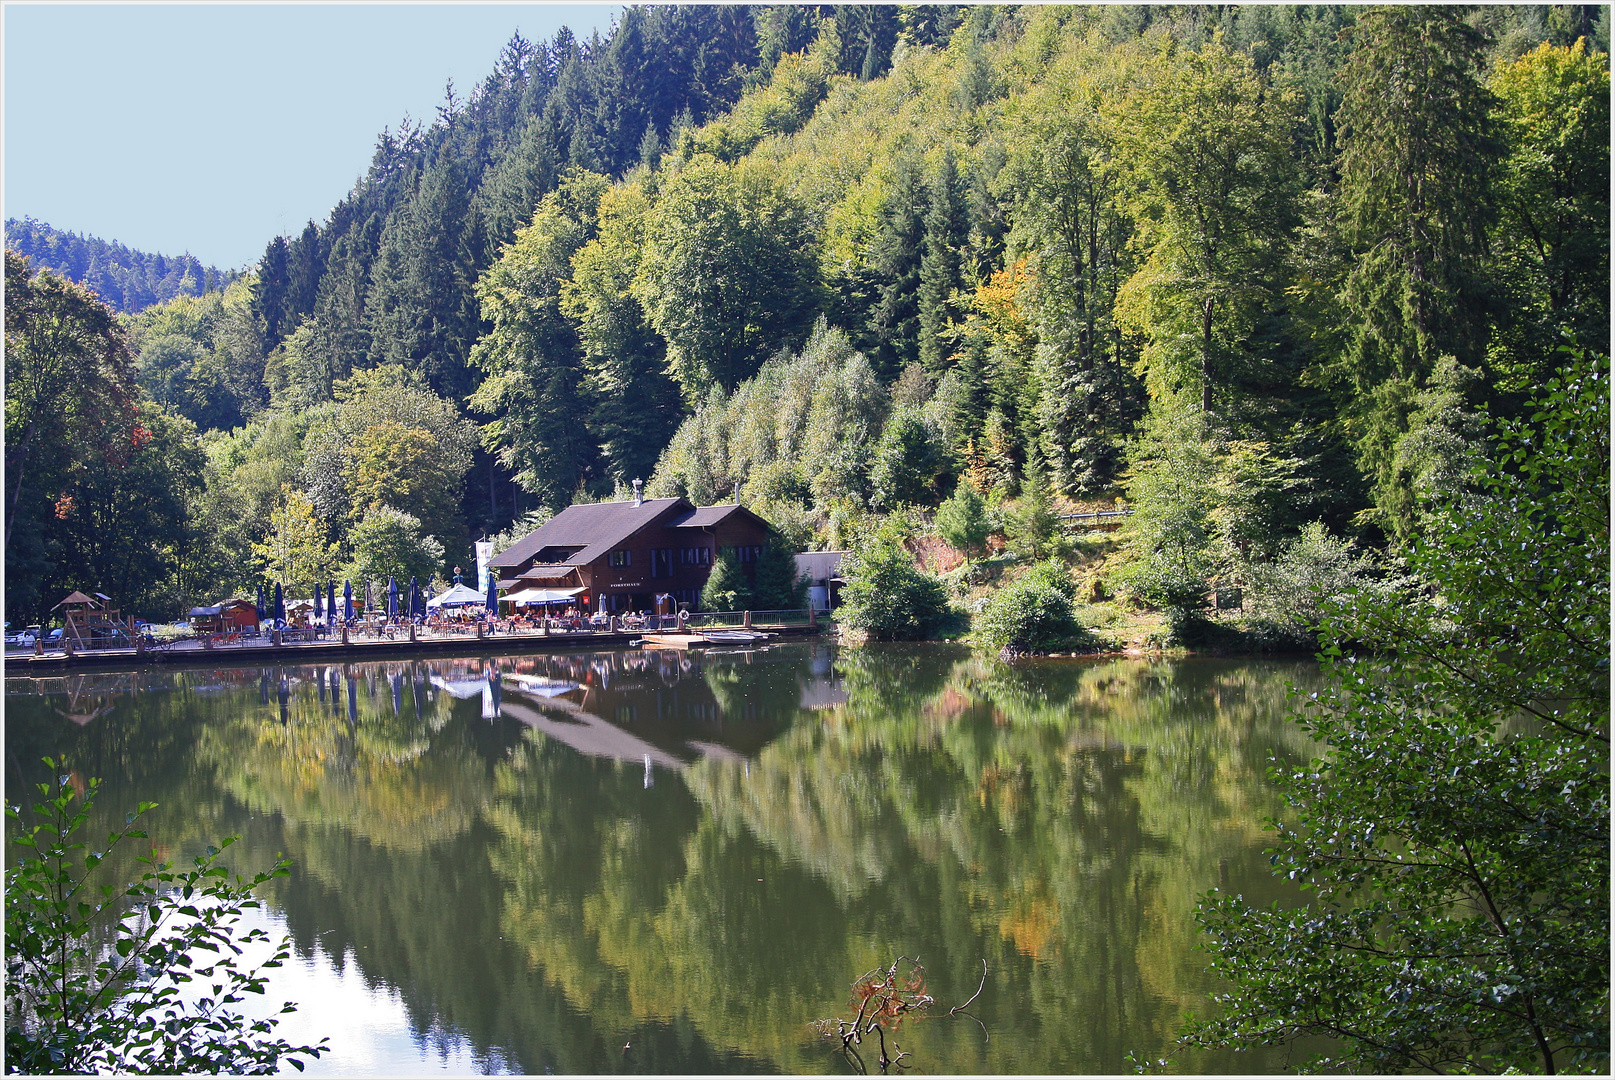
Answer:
[4, 623, 821, 671]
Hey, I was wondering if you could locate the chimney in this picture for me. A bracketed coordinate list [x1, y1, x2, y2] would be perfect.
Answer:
[632, 478, 643, 507]
[734, 480, 741, 506]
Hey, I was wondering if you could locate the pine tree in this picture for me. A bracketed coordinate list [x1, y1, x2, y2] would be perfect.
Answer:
[700, 548, 753, 612]
[751, 535, 807, 610]
[918, 150, 967, 375]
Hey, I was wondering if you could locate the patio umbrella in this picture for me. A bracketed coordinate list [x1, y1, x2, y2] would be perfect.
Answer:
[387, 577, 398, 620]
[313, 586, 323, 625]
[256, 584, 265, 621]
[273, 583, 285, 625]
[344, 580, 354, 623]
[485, 569, 498, 614]
[408, 577, 420, 620]
[328, 581, 337, 625]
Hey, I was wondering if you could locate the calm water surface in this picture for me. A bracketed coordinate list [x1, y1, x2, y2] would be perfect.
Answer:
[6, 643, 1322, 1074]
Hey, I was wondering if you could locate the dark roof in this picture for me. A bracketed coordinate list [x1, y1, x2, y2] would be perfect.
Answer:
[667, 504, 774, 531]
[668, 505, 739, 528]
[491, 498, 694, 570]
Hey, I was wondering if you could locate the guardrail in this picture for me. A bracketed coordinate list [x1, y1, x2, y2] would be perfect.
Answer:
[1057, 508, 1132, 524]
[686, 609, 822, 628]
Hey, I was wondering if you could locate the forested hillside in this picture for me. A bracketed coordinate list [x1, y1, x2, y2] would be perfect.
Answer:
[5, 217, 237, 314]
[5, 4, 1608, 628]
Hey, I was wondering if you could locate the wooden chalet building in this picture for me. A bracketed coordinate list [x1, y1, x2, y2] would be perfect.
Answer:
[491, 486, 774, 614]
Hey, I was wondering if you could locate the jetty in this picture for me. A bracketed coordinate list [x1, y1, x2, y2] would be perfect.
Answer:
[3, 612, 824, 672]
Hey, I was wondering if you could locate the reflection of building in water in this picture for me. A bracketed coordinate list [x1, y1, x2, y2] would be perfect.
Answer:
[488, 645, 846, 770]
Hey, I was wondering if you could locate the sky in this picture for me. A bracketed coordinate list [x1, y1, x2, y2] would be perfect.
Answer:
[4, 3, 623, 271]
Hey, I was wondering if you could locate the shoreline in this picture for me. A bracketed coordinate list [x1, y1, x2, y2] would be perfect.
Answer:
[4, 624, 824, 673]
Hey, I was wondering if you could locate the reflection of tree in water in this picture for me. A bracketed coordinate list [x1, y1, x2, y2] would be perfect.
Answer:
[6, 648, 1325, 1074]
[672, 649, 1321, 1073]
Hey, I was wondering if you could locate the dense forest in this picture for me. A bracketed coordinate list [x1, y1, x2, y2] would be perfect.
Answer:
[4, 3, 1609, 628]
[4, 217, 237, 314]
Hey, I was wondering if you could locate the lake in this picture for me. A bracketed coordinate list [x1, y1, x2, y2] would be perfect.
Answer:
[5, 642, 1323, 1074]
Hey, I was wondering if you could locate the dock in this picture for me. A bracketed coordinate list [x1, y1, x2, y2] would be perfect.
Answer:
[4, 622, 822, 672]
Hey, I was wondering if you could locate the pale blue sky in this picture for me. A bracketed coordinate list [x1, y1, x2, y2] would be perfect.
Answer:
[4, 3, 622, 270]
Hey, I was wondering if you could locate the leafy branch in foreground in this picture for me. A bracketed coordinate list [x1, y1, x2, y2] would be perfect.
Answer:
[812, 956, 987, 1074]
[1177, 348, 1609, 1073]
[4, 759, 329, 1074]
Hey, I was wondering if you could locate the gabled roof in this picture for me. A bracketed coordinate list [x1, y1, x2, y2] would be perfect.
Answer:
[491, 498, 695, 570]
[667, 504, 774, 531]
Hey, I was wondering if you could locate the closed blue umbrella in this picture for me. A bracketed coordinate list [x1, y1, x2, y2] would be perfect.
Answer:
[256, 584, 265, 622]
[344, 580, 354, 623]
[485, 568, 498, 615]
[273, 583, 285, 625]
[313, 585, 323, 625]
[328, 581, 337, 626]
[387, 577, 398, 620]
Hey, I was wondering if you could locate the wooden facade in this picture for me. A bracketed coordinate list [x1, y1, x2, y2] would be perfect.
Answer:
[491, 497, 774, 613]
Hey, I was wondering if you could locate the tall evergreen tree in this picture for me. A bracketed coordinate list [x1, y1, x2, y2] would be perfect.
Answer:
[1333, 6, 1502, 530]
[918, 149, 967, 375]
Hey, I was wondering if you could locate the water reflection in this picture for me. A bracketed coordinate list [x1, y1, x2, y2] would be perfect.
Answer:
[6, 645, 1318, 1074]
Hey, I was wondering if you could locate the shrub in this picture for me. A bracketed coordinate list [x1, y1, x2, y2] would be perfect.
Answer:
[4, 760, 328, 1074]
[837, 528, 953, 640]
[1242, 521, 1371, 640]
[975, 560, 1095, 654]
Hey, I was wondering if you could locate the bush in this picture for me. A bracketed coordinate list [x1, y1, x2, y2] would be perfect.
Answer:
[5, 761, 328, 1074]
[837, 528, 953, 640]
[1242, 521, 1372, 640]
[975, 560, 1095, 654]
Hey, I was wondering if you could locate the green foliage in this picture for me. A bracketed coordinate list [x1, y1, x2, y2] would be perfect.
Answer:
[1240, 521, 1370, 642]
[837, 525, 953, 640]
[344, 505, 446, 595]
[1489, 39, 1610, 384]
[469, 172, 610, 509]
[633, 156, 821, 402]
[1116, 402, 1217, 634]
[1109, 35, 1298, 413]
[1182, 348, 1610, 1073]
[975, 559, 1092, 654]
[868, 404, 943, 510]
[5, 760, 328, 1074]
[1006, 462, 1062, 560]
[251, 486, 339, 595]
[933, 482, 989, 561]
[750, 535, 809, 611]
[699, 549, 753, 612]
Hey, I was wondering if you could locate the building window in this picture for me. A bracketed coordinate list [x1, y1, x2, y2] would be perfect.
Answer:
[650, 548, 675, 578]
[681, 546, 710, 566]
[610, 549, 631, 568]
[722, 544, 763, 564]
